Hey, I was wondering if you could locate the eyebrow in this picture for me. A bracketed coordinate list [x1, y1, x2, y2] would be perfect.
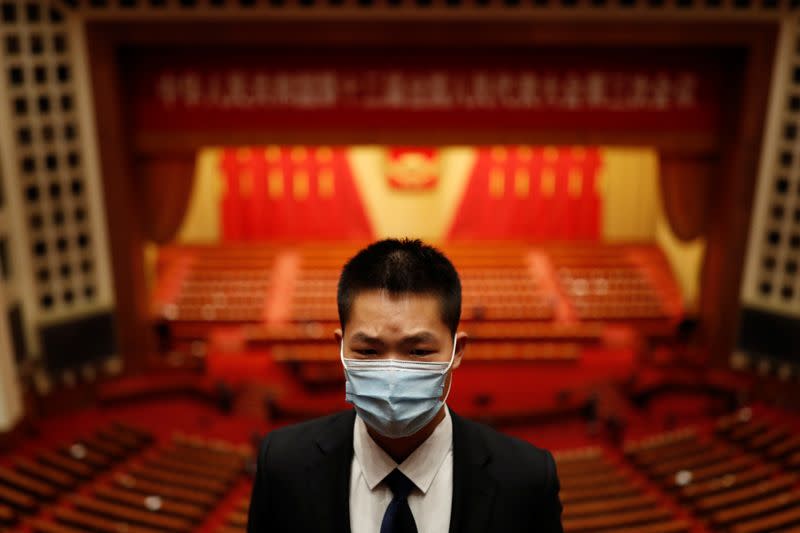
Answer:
[349, 332, 383, 345]
[401, 332, 439, 345]
[349, 331, 440, 345]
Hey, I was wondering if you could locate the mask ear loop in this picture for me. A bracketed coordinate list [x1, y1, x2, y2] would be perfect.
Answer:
[441, 334, 458, 404]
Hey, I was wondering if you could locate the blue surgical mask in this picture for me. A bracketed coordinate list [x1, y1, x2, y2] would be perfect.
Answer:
[340, 336, 457, 439]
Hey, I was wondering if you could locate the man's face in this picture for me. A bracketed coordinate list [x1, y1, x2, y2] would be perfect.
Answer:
[336, 290, 465, 383]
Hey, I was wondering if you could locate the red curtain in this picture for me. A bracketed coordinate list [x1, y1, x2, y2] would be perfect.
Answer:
[135, 156, 196, 244]
[447, 147, 602, 241]
[219, 147, 372, 241]
[658, 156, 714, 242]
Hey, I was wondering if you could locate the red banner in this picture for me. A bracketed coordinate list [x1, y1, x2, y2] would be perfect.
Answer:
[220, 147, 371, 241]
[128, 51, 721, 133]
[447, 147, 602, 241]
[216, 145, 603, 242]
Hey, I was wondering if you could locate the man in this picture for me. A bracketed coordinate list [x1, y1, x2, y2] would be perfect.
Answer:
[248, 239, 563, 533]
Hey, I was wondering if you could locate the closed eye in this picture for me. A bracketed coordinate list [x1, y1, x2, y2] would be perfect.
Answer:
[353, 348, 379, 356]
[410, 349, 437, 356]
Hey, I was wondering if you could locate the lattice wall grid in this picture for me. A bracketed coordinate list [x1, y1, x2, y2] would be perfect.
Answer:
[0, 0, 114, 367]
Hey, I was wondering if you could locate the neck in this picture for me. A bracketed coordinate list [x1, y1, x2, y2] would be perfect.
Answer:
[366, 406, 447, 463]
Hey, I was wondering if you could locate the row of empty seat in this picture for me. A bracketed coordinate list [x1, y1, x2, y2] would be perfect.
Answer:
[556, 447, 689, 533]
[452, 264, 555, 320]
[166, 266, 272, 322]
[215, 497, 249, 533]
[153, 243, 681, 337]
[290, 267, 340, 321]
[556, 265, 666, 320]
[716, 408, 800, 471]
[154, 246, 277, 323]
[624, 413, 800, 533]
[0, 422, 153, 529]
[1, 423, 251, 533]
[3, 404, 797, 532]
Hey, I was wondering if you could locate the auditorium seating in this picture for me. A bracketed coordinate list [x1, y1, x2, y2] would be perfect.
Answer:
[3, 425, 252, 533]
[102, 241, 793, 531]
[291, 267, 341, 322]
[0, 423, 152, 529]
[152, 243, 682, 348]
[624, 413, 800, 533]
[445, 244, 556, 321]
[556, 447, 690, 533]
[161, 243, 677, 415]
[164, 266, 273, 322]
[458, 266, 555, 321]
[626, 428, 760, 490]
[2, 395, 798, 532]
[202, 257, 640, 421]
[216, 497, 249, 533]
[142, 245, 659, 441]
[548, 245, 679, 322]
[151, 246, 279, 344]
[716, 407, 800, 468]
[288, 245, 557, 323]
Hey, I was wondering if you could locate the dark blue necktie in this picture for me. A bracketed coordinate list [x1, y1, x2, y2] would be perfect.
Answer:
[380, 469, 418, 533]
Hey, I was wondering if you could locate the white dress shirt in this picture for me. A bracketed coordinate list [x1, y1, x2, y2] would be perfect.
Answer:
[349, 407, 453, 533]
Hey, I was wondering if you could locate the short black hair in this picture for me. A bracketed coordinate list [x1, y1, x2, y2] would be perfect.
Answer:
[337, 239, 461, 335]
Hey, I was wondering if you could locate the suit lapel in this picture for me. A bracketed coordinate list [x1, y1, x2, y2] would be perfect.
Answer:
[449, 411, 497, 533]
[303, 409, 497, 533]
[306, 410, 356, 533]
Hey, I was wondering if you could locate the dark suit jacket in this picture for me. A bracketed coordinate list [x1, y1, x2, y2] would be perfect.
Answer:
[247, 409, 563, 533]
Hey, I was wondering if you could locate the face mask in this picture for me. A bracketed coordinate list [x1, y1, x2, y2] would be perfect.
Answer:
[340, 335, 457, 439]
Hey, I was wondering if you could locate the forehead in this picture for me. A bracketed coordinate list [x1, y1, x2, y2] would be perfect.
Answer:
[347, 290, 449, 335]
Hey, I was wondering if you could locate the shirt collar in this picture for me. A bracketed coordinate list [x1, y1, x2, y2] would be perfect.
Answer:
[353, 406, 453, 495]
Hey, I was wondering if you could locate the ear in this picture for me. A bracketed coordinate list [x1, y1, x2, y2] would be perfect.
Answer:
[452, 331, 468, 369]
[334, 328, 343, 344]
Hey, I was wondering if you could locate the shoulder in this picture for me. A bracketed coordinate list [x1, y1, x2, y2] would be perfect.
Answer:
[455, 412, 555, 463]
[454, 414, 564, 529]
[257, 410, 355, 469]
[264, 409, 354, 443]
[454, 413, 557, 486]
